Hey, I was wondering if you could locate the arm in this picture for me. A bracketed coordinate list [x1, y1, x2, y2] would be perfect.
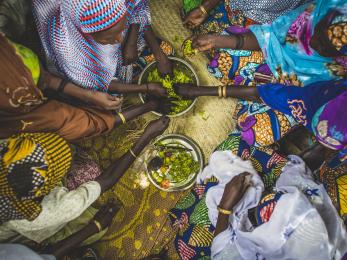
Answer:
[49, 200, 119, 259]
[183, 0, 221, 28]
[96, 116, 170, 193]
[50, 222, 98, 259]
[38, 68, 122, 110]
[214, 172, 250, 237]
[192, 32, 261, 52]
[144, 27, 173, 76]
[123, 24, 140, 65]
[174, 84, 261, 102]
[109, 81, 167, 98]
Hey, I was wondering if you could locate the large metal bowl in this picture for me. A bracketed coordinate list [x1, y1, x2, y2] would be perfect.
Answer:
[138, 57, 200, 117]
[144, 134, 204, 192]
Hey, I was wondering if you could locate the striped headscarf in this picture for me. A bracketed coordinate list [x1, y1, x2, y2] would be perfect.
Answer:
[0, 133, 72, 222]
[33, 0, 150, 91]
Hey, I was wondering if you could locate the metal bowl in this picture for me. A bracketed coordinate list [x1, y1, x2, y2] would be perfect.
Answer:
[138, 57, 200, 117]
[145, 134, 204, 192]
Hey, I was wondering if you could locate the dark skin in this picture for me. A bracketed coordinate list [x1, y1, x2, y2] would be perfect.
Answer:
[214, 143, 337, 236]
[38, 117, 169, 259]
[39, 68, 170, 115]
[44, 16, 171, 110]
[47, 199, 120, 259]
[122, 24, 173, 76]
[187, 9, 340, 58]
[91, 15, 172, 76]
[96, 116, 170, 193]
[214, 172, 251, 237]
[174, 83, 261, 102]
[183, 0, 221, 29]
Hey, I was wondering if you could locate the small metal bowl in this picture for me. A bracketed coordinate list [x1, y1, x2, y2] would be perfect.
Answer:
[145, 134, 204, 192]
[138, 57, 200, 118]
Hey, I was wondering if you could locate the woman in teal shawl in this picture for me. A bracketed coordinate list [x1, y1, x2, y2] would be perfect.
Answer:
[190, 0, 347, 147]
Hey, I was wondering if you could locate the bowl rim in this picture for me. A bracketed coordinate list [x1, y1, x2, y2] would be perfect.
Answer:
[138, 56, 200, 118]
[145, 133, 204, 192]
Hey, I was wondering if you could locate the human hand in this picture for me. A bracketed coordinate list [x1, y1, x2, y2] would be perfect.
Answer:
[219, 172, 251, 211]
[93, 199, 121, 230]
[183, 7, 208, 29]
[147, 83, 168, 98]
[156, 53, 173, 77]
[89, 91, 123, 110]
[146, 96, 177, 115]
[192, 34, 218, 52]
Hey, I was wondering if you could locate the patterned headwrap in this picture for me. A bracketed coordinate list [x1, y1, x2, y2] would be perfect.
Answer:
[76, 0, 126, 33]
[0, 133, 72, 222]
[327, 13, 347, 55]
[33, 0, 150, 91]
[312, 91, 347, 151]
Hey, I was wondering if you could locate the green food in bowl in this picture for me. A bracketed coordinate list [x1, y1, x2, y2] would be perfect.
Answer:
[182, 39, 197, 58]
[147, 68, 194, 115]
[150, 143, 200, 189]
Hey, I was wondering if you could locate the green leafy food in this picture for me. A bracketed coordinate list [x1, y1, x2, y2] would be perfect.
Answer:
[182, 39, 197, 57]
[147, 68, 194, 114]
[150, 145, 200, 188]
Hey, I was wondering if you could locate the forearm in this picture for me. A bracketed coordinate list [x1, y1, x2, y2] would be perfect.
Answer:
[109, 81, 147, 94]
[96, 135, 150, 193]
[144, 27, 164, 60]
[215, 33, 260, 51]
[39, 70, 93, 102]
[126, 23, 140, 47]
[202, 0, 222, 12]
[189, 85, 261, 102]
[214, 213, 230, 237]
[50, 223, 98, 259]
[114, 102, 155, 125]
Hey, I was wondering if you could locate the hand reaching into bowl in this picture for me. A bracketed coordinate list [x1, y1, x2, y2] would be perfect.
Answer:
[147, 96, 178, 115]
[147, 83, 168, 98]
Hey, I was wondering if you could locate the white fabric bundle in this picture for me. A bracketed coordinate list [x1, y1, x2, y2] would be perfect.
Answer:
[199, 152, 347, 260]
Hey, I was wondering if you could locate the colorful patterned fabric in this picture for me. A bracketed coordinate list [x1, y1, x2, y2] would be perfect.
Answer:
[327, 14, 347, 55]
[249, 0, 347, 87]
[66, 148, 102, 190]
[78, 0, 126, 34]
[169, 133, 288, 259]
[255, 192, 283, 225]
[33, 0, 150, 91]
[257, 79, 347, 132]
[317, 154, 347, 217]
[0, 133, 72, 222]
[312, 91, 347, 151]
[196, 1, 298, 148]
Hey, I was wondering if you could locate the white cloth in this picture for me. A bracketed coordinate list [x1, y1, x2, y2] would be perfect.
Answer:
[209, 155, 347, 260]
[197, 151, 264, 230]
[0, 181, 101, 243]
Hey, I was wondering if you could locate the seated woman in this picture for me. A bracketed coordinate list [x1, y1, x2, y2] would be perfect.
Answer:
[176, 78, 347, 150]
[0, 116, 169, 243]
[169, 87, 346, 259]
[32, 0, 173, 101]
[186, 0, 346, 147]
[0, 34, 170, 141]
[206, 155, 347, 259]
[0, 200, 119, 259]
